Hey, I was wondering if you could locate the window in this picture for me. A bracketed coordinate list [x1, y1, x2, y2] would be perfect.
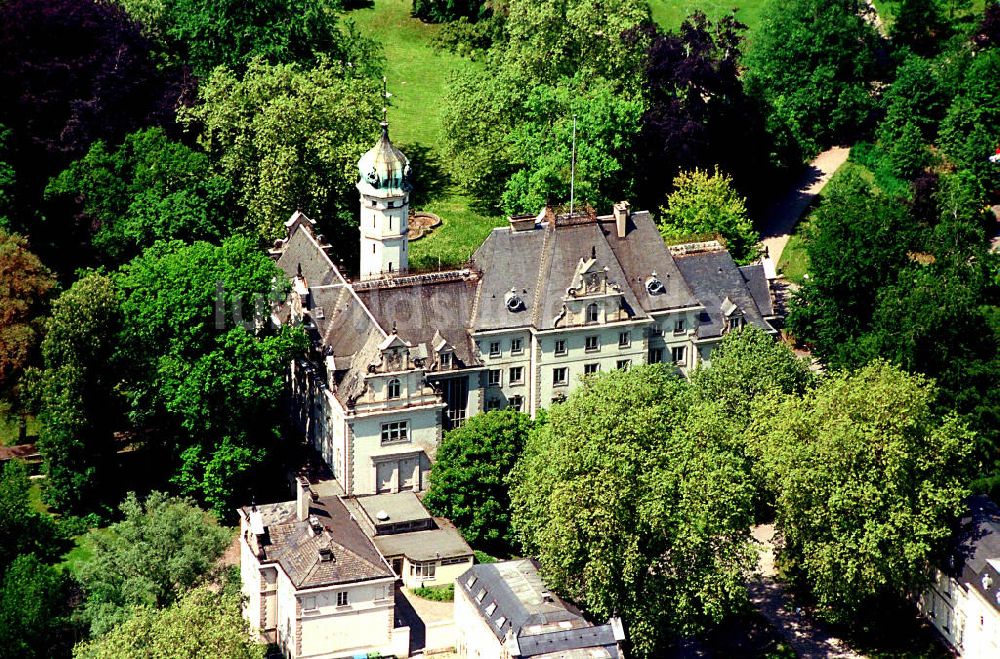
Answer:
[486, 398, 502, 412]
[337, 591, 349, 607]
[618, 331, 630, 348]
[671, 346, 686, 364]
[411, 562, 437, 578]
[508, 395, 523, 412]
[489, 341, 501, 358]
[554, 339, 567, 356]
[553, 367, 568, 387]
[729, 315, 744, 331]
[303, 596, 316, 611]
[617, 359, 631, 370]
[585, 335, 599, 352]
[648, 347, 663, 364]
[487, 369, 502, 387]
[485, 602, 497, 616]
[440, 352, 452, 369]
[584, 363, 599, 375]
[674, 319, 686, 333]
[511, 338, 523, 355]
[496, 616, 507, 628]
[586, 303, 599, 324]
[442, 556, 470, 566]
[466, 576, 478, 589]
[387, 378, 400, 400]
[476, 589, 487, 603]
[509, 366, 524, 385]
[381, 420, 409, 444]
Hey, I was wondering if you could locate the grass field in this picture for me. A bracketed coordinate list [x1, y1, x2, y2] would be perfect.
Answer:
[649, 0, 769, 32]
[0, 400, 38, 446]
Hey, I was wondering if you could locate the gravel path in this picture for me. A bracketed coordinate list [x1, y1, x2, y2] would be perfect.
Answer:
[760, 147, 851, 265]
[751, 524, 865, 659]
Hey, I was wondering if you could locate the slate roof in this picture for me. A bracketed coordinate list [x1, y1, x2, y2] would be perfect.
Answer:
[356, 277, 480, 368]
[458, 559, 621, 658]
[246, 496, 393, 590]
[951, 495, 1000, 612]
[672, 245, 777, 339]
[471, 211, 700, 332]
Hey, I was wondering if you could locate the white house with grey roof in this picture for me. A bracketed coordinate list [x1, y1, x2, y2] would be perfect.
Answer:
[919, 496, 1000, 656]
[454, 559, 625, 658]
[269, 122, 779, 496]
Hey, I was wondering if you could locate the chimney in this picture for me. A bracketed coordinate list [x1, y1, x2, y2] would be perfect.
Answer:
[613, 201, 630, 238]
[296, 476, 311, 521]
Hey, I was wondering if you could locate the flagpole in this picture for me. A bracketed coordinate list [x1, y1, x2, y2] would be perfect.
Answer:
[570, 115, 577, 217]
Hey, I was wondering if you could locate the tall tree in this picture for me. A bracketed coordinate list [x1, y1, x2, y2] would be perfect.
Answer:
[119, 0, 380, 76]
[785, 167, 915, 368]
[639, 12, 772, 208]
[657, 167, 760, 264]
[0, 0, 183, 248]
[180, 58, 382, 246]
[45, 128, 235, 267]
[36, 272, 122, 512]
[0, 553, 73, 659]
[424, 409, 534, 555]
[748, 361, 972, 624]
[115, 237, 305, 511]
[743, 0, 881, 159]
[511, 365, 756, 655]
[0, 231, 56, 396]
[75, 491, 231, 637]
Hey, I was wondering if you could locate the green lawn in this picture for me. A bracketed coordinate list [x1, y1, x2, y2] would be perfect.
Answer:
[0, 400, 39, 446]
[777, 223, 810, 285]
[649, 0, 770, 32]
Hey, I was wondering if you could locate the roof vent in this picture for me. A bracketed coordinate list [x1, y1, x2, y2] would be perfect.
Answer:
[505, 288, 524, 312]
[645, 274, 665, 296]
[376, 510, 390, 521]
[319, 547, 334, 562]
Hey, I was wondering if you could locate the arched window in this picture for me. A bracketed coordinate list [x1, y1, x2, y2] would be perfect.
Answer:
[586, 303, 599, 324]
[387, 378, 400, 400]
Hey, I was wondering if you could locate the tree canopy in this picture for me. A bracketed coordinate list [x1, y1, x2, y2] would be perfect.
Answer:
[511, 365, 756, 655]
[74, 491, 231, 637]
[180, 59, 382, 246]
[743, 0, 881, 159]
[658, 167, 760, 264]
[0, 231, 55, 395]
[0, 553, 73, 659]
[424, 409, 535, 555]
[749, 361, 972, 624]
[45, 128, 235, 267]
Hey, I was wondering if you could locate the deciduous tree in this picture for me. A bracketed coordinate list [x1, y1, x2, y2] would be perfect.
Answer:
[0, 553, 73, 659]
[0, 231, 55, 395]
[45, 128, 235, 267]
[748, 361, 972, 624]
[511, 365, 756, 655]
[180, 59, 382, 245]
[424, 409, 534, 555]
[75, 491, 231, 637]
[658, 167, 760, 264]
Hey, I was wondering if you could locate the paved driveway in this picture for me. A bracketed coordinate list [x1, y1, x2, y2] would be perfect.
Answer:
[760, 147, 851, 265]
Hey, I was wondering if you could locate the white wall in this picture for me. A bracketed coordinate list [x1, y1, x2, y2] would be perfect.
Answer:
[920, 569, 1000, 657]
[454, 579, 504, 659]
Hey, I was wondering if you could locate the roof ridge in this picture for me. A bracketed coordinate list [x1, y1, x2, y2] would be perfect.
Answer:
[530, 223, 555, 326]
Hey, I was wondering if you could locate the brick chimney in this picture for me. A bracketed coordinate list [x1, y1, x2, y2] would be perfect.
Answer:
[613, 201, 630, 238]
[296, 476, 311, 522]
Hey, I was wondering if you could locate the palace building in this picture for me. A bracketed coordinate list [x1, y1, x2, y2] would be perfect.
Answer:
[270, 121, 779, 497]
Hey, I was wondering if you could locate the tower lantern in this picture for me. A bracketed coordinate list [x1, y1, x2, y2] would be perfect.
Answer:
[357, 121, 412, 279]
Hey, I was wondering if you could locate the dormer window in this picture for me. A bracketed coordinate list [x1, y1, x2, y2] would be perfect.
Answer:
[387, 378, 400, 400]
[440, 352, 452, 369]
[586, 303, 599, 324]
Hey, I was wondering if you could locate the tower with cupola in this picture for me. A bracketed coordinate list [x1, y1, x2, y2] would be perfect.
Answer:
[357, 121, 412, 279]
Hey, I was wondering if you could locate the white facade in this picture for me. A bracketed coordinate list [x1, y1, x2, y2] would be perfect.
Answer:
[357, 122, 412, 280]
[921, 567, 1000, 657]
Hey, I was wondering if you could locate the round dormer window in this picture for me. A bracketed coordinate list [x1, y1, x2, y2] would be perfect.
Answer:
[983, 574, 993, 591]
[645, 277, 665, 296]
[505, 289, 524, 312]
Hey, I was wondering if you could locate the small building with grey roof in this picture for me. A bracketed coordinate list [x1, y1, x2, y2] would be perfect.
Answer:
[454, 559, 625, 658]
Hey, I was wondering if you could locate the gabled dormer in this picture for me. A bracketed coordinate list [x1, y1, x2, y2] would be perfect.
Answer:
[562, 255, 629, 326]
[432, 330, 455, 371]
[378, 334, 412, 373]
[721, 297, 744, 333]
